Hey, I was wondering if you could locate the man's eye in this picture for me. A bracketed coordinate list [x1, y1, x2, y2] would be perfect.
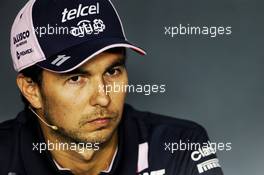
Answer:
[106, 68, 121, 76]
[68, 76, 83, 84]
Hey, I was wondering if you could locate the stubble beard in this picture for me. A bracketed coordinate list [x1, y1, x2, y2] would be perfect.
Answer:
[44, 106, 121, 145]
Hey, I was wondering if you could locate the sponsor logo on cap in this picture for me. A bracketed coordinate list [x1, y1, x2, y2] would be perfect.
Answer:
[70, 19, 106, 37]
[13, 30, 30, 47]
[61, 3, 105, 37]
[61, 3, 100, 23]
[16, 48, 33, 60]
[51, 55, 71, 66]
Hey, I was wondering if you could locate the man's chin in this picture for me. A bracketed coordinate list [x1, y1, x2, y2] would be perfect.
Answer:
[77, 118, 120, 144]
[72, 127, 117, 144]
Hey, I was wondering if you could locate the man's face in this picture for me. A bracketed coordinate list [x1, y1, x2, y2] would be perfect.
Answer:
[39, 51, 128, 144]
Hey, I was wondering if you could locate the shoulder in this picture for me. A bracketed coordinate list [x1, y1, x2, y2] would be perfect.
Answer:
[124, 104, 209, 141]
[0, 111, 26, 169]
[0, 118, 18, 145]
[0, 111, 27, 140]
[123, 104, 224, 175]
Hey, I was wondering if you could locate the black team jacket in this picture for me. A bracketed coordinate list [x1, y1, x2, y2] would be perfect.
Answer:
[0, 104, 224, 175]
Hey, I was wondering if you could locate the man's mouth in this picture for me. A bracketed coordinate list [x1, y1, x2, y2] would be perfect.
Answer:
[80, 117, 114, 128]
[87, 117, 112, 125]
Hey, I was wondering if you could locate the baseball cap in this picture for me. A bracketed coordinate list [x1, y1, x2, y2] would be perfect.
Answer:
[10, 0, 146, 73]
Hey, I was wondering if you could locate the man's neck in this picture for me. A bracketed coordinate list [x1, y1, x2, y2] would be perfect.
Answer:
[40, 123, 118, 175]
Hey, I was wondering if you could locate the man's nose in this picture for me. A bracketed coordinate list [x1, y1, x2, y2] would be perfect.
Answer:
[89, 77, 110, 107]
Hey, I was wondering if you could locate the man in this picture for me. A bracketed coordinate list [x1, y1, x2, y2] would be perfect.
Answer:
[0, 0, 224, 174]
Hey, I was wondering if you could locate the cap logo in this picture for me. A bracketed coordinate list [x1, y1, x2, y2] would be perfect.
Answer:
[51, 55, 71, 66]
[13, 30, 30, 45]
[16, 48, 33, 60]
[70, 19, 106, 37]
[61, 3, 100, 23]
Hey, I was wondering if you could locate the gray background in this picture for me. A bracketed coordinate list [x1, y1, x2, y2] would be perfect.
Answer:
[0, 0, 263, 174]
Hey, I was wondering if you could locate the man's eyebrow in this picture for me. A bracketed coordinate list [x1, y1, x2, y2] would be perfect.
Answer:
[105, 56, 126, 71]
[60, 68, 91, 76]
[59, 56, 126, 77]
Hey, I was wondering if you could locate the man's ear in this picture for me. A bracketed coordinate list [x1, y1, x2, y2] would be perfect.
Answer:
[16, 73, 43, 109]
